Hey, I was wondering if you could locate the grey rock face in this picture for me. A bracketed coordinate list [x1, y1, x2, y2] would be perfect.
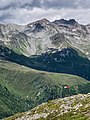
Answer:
[0, 19, 90, 58]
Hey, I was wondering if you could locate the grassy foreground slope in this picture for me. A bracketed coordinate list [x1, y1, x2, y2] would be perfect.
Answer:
[0, 60, 90, 119]
[5, 93, 90, 120]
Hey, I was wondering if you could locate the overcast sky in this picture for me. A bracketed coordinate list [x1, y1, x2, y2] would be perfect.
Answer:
[0, 0, 90, 25]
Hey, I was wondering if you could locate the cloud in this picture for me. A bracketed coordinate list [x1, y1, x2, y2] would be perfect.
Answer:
[0, 0, 90, 25]
[41, 0, 77, 9]
[0, 0, 41, 10]
[35, 0, 90, 9]
[0, 0, 33, 9]
[74, 0, 90, 9]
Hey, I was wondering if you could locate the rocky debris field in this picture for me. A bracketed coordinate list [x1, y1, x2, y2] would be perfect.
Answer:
[5, 93, 90, 120]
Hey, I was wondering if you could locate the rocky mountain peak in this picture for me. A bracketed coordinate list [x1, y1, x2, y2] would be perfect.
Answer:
[27, 18, 49, 27]
[38, 18, 50, 24]
[53, 19, 78, 26]
[68, 19, 77, 25]
[26, 18, 50, 32]
[0, 18, 90, 57]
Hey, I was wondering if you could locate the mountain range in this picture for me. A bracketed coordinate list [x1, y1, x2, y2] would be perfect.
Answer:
[1, 18, 90, 57]
[0, 18, 90, 119]
[0, 18, 90, 80]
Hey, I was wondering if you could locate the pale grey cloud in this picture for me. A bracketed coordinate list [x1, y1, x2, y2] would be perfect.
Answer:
[0, 0, 90, 25]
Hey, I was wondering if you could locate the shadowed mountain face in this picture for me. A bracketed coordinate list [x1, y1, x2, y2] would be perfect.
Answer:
[33, 23, 45, 32]
[0, 45, 90, 80]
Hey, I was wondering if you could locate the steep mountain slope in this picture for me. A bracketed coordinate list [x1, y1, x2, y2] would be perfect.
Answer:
[0, 84, 30, 119]
[5, 93, 90, 120]
[0, 60, 90, 119]
[0, 45, 90, 80]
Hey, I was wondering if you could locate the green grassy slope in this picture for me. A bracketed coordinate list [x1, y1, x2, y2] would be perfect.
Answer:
[5, 93, 90, 120]
[0, 60, 90, 119]
[0, 84, 31, 119]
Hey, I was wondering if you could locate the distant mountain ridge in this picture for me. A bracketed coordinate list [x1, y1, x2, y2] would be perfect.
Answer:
[0, 18, 90, 57]
[53, 19, 78, 26]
